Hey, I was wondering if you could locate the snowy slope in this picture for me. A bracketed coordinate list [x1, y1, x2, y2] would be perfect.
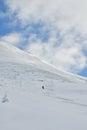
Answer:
[0, 42, 87, 130]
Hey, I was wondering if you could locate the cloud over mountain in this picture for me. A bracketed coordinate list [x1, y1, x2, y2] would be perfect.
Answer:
[1, 0, 87, 73]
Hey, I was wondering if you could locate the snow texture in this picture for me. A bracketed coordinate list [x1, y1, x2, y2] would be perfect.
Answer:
[0, 42, 87, 130]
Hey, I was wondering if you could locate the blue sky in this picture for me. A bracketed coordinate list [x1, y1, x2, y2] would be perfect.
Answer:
[0, 0, 87, 77]
[79, 68, 87, 77]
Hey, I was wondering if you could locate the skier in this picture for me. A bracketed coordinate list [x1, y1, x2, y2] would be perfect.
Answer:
[42, 86, 45, 90]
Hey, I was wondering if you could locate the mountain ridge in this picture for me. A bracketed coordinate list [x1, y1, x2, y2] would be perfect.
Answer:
[0, 41, 86, 81]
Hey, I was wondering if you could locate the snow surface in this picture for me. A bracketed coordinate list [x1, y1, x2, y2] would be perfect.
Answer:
[0, 42, 87, 130]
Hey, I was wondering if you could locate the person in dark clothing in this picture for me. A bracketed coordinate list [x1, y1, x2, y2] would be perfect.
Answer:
[42, 86, 45, 90]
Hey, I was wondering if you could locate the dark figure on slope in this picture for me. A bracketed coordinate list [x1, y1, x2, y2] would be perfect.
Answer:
[42, 86, 45, 90]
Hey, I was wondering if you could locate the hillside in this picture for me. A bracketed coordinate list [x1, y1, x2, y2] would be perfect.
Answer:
[0, 42, 87, 130]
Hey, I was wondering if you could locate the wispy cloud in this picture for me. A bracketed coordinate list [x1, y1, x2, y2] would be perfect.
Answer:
[26, 33, 87, 73]
[3, 0, 87, 73]
[6, 0, 87, 33]
[0, 32, 22, 45]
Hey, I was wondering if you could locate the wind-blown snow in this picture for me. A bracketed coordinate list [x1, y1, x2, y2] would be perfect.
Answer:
[0, 42, 87, 130]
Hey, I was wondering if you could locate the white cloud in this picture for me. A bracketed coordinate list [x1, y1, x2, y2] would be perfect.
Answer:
[6, 0, 87, 33]
[0, 33, 22, 46]
[5, 0, 87, 73]
[26, 34, 87, 73]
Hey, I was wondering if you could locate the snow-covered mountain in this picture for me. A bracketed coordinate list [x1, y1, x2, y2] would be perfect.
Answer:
[0, 42, 87, 130]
